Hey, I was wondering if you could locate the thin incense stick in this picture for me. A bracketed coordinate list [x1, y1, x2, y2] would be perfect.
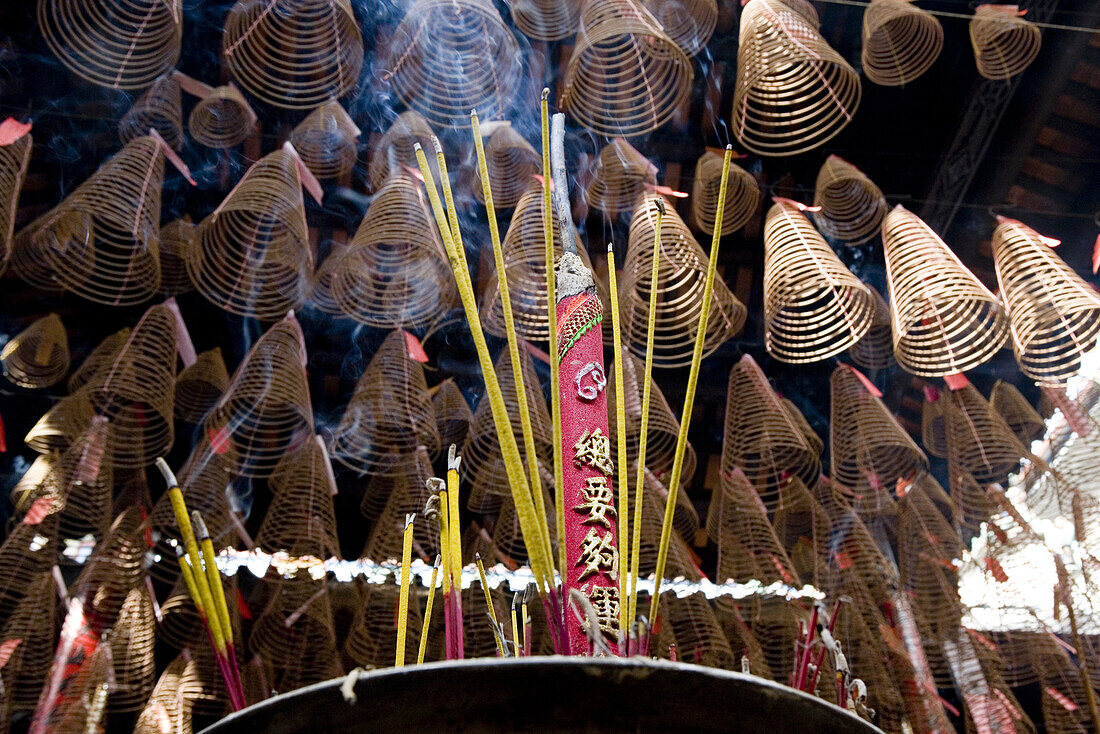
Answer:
[542, 89, 566, 580]
[414, 142, 554, 594]
[606, 240, 630, 636]
[511, 593, 521, 656]
[628, 199, 663, 628]
[471, 109, 554, 574]
[435, 481, 455, 660]
[396, 513, 415, 667]
[193, 511, 245, 705]
[475, 553, 505, 657]
[522, 583, 533, 657]
[647, 145, 733, 634]
[417, 556, 440, 664]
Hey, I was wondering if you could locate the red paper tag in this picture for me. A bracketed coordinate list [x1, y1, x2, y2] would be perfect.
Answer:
[0, 639, 21, 669]
[1045, 687, 1079, 711]
[523, 340, 552, 365]
[237, 588, 252, 620]
[944, 372, 970, 391]
[896, 476, 913, 497]
[531, 172, 554, 192]
[164, 297, 197, 367]
[772, 196, 821, 212]
[845, 364, 883, 397]
[0, 118, 32, 146]
[643, 183, 689, 199]
[282, 141, 324, 204]
[985, 557, 1009, 582]
[834, 550, 853, 570]
[1092, 233, 1099, 274]
[23, 496, 55, 525]
[0, 409, 5, 453]
[402, 330, 429, 363]
[149, 128, 196, 186]
[174, 71, 214, 99]
[208, 425, 231, 454]
[967, 628, 999, 652]
[923, 385, 940, 402]
[314, 435, 339, 497]
[990, 522, 1009, 544]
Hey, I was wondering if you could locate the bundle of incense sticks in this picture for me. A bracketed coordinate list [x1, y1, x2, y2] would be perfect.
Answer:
[155, 458, 246, 710]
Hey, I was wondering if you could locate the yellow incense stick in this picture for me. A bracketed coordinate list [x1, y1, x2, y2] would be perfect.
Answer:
[396, 513, 415, 667]
[606, 240, 630, 635]
[628, 200, 663, 627]
[648, 146, 733, 629]
[541, 89, 566, 580]
[193, 511, 233, 646]
[446, 447, 463, 594]
[475, 553, 505, 656]
[174, 545, 204, 620]
[415, 142, 553, 593]
[511, 593, 521, 656]
[438, 488, 452, 595]
[418, 556, 441, 664]
[471, 110, 553, 574]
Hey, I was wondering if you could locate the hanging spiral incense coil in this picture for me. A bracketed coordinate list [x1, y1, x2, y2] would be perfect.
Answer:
[689, 151, 759, 236]
[249, 573, 340, 684]
[511, 0, 582, 40]
[811, 156, 888, 245]
[187, 85, 255, 149]
[68, 328, 131, 393]
[948, 464, 991, 538]
[561, 0, 693, 137]
[709, 467, 800, 589]
[943, 384, 1032, 485]
[642, 0, 718, 57]
[190, 149, 311, 319]
[481, 185, 600, 343]
[133, 657, 204, 734]
[0, 507, 59, 622]
[473, 125, 540, 210]
[38, 0, 181, 90]
[847, 286, 893, 370]
[313, 174, 455, 332]
[991, 218, 1100, 384]
[55, 422, 115, 541]
[174, 348, 229, 424]
[72, 507, 148, 631]
[257, 441, 342, 560]
[586, 139, 656, 217]
[107, 585, 157, 713]
[1, 573, 58, 711]
[119, 73, 183, 151]
[1, 313, 70, 389]
[85, 303, 177, 469]
[344, 581, 424, 668]
[433, 379, 472, 450]
[989, 380, 1044, 447]
[0, 128, 31, 276]
[331, 331, 439, 475]
[860, 0, 943, 86]
[10, 452, 57, 512]
[813, 476, 897, 603]
[621, 195, 746, 368]
[722, 355, 821, 514]
[770, 476, 831, 587]
[385, 0, 523, 128]
[663, 592, 736, 669]
[204, 317, 314, 478]
[970, 6, 1041, 80]
[897, 484, 964, 635]
[733, 0, 860, 156]
[14, 135, 163, 306]
[630, 469, 699, 580]
[1030, 637, 1092, 733]
[921, 388, 947, 458]
[158, 219, 195, 296]
[366, 112, 434, 191]
[763, 201, 874, 363]
[223, 0, 363, 110]
[780, 398, 823, 455]
[361, 451, 437, 560]
[490, 484, 557, 565]
[24, 392, 94, 454]
[289, 101, 360, 181]
[883, 205, 1009, 376]
[712, 602, 773, 678]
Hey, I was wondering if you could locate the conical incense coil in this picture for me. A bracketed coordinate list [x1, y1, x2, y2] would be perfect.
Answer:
[85, 303, 177, 469]
[921, 388, 947, 458]
[24, 392, 94, 455]
[621, 195, 746, 368]
[511, 0, 582, 40]
[631, 469, 702, 580]
[770, 476, 831, 587]
[158, 219, 195, 296]
[257, 440, 342, 560]
[385, 0, 523, 128]
[174, 347, 229, 424]
[763, 201, 874, 363]
[72, 507, 148, 630]
[641, 0, 718, 57]
[433, 379, 472, 450]
[860, 0, 943, 86]
[55, 421, 115, 541]
[68, 327, 131, 393]
[366, 111, 434, 191]
[133, 657, 204, 734]
[733, 0, 860, 156]
[203, 317, 314, 478]
[462, 347, 551, 506]
[949, 464, 990, 539]
[189, 149, 311, 319]
[897, 484, 964, 630]
[187, 85, 255, 149]
[811, 156, 888, 245]
[829, 365, 928, 504]
[943, 384, 1030, 485]
[1030, 637, 1093, 733]
[722, 355, 822, 513]
[708, 467, 800, 587]
[663, 592, 736, 668]
[38, 0, 181, 90]
[0, 507, 59, 622]
[970, 6, 1041, 81]
[106, 585, 157, 713]
[331, 331, 439, 475]
[118, 73, 183, 151]
[561, 0, 693, 137]
[473, 125, 540, 210]
[883, 205, 1009, 376]
[249, 573, 340, 683]
[0, 572, 58, 711]
[992, 218, 1100, 384]
[1, 313, 70, 389]
[223, 0, 363, 110]
[313, 175, 455, 332]
[481, 185, 603, 343]
[689, 151, 759, 236]
[361, 451, 438, 560]
[780, 398, 823, 455]
[13, 136, 164, 306]
[813, 477, 897, 602]
[289, 101, 360, 181]
[585, 139, 656, 217]
[847, 286, 893, 370]
[0, 128, 31, 276]
[344, 581, 424, 668]
[607, 348, 697, 483]
[990, 380, 1044, 447]
[713, 603, 773, 678]
[490, 485, 557, 565]
[10, 452, 57, 512]
[34, 638, 112, 734]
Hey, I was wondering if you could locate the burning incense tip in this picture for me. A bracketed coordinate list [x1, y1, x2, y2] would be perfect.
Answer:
[154, 457, 178, 487]
[541, 87, 549, 100]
